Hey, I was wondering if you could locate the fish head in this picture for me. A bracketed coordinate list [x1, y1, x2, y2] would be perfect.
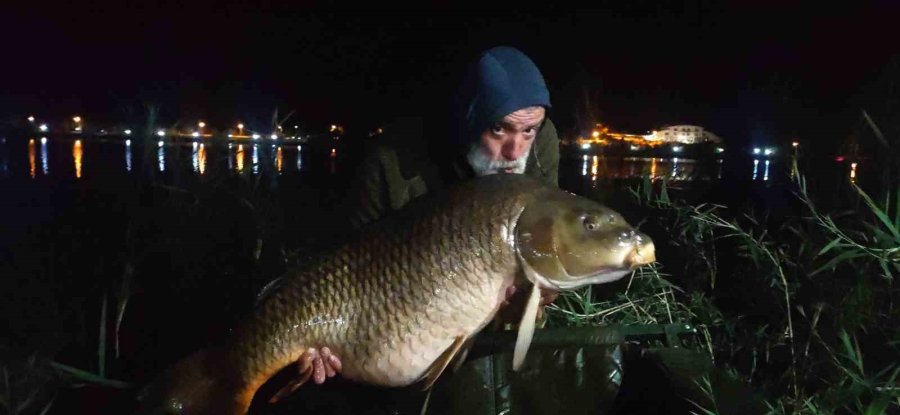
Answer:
[515, 192, 655, 290]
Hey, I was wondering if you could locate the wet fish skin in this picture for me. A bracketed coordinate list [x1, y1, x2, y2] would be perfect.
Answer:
[137, 174, 654, 415]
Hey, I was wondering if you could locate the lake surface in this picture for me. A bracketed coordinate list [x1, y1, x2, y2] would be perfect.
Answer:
[0, 134, 870, 414]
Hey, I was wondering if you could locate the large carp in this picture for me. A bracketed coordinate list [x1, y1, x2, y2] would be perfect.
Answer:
[138, 174, 655, 414]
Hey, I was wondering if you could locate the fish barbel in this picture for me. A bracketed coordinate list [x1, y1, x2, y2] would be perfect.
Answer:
[137, 174, 655, 414]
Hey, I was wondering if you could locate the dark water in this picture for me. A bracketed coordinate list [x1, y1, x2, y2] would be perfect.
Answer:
[0, 134, 868, 413]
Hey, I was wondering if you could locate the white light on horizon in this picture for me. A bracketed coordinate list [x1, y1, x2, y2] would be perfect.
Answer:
[672, 146, 683, 153]
[124, 129, 132, 135]
[270, 134, 278, 140]
[157, 130, 166, 137]
[753, 147, 761, 155]
[39, 124, 48, 132]
[580, 143, 591, 150]
[192, 131, 200, 138]
[764, 148, 774, 156]
[252, 134, 261, 140]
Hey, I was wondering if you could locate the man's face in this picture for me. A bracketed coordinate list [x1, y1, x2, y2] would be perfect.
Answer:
[467, 106, 546, 176]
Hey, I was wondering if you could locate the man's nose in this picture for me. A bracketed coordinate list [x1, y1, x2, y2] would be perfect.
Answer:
[501, 137, 526, 160]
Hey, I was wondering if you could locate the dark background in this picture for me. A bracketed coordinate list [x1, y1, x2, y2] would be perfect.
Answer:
[3, 1, 900, 148]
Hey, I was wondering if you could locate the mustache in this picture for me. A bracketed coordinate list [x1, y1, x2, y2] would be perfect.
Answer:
[487, 158, 527, 169]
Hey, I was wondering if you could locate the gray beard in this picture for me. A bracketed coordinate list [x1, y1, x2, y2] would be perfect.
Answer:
[466, 144, 531, 176]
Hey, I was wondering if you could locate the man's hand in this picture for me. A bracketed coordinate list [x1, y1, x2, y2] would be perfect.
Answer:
[495, 284, 559, 326]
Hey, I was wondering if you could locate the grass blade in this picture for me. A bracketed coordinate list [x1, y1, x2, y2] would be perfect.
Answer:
[852, 183, 900, 241]
[49, 362, 131, 389]
[817, 237, 844, 257]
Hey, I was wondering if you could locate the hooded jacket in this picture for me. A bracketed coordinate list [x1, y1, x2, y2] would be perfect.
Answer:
[347, 47, 560, 229]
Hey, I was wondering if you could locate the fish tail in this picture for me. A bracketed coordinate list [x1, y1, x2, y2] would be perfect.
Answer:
[136, 348, 250, 415]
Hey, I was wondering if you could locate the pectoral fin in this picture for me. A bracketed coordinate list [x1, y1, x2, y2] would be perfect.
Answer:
[512, 284, 541, 371]
[422, 335, 467, 390]
[449, 337, 475, 373]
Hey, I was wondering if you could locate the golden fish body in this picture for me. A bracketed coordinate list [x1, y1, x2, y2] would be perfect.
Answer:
[138, 174, 655, 415]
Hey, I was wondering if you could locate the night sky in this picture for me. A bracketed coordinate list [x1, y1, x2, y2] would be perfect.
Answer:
[3, 2, 900, 147]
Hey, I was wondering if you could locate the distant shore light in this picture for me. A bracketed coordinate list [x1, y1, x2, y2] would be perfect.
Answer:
[124, 129, 132, 135]
[252, 134, 261, 140]
[39, 124, 48, 132]
[157, 130, 166, 137]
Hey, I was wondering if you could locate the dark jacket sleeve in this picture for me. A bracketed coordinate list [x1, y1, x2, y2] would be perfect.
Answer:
[346, 145, 430, 230]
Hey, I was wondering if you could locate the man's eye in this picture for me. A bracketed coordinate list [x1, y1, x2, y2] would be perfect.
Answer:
[491, 126, 504, 135]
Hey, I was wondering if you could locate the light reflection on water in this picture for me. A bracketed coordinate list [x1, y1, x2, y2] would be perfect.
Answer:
[73, 140, 83, 179]
[751, 158, 770, 181]
[29, 138, 36, 178]
[198, 143, 207, 175]
[125, 140, 132, 172]
[227, 143, 234, 170]
[157, 141, 165, 172]
[41, 138, 49, 175]
[252, 144, 259, 175]
[580, 156, 721, 182]
[236, 144, 245, 172]
[191, 142, 207, 175]
[275, 145, 283, 174]
[1, 140, 823, 185]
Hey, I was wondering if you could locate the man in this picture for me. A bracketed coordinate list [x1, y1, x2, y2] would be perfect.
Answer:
[336, 46, 612, 414]
[347, 46, 560, 229]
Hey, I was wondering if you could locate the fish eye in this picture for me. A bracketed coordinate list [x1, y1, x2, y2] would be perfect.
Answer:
[583, 215, 599, 231]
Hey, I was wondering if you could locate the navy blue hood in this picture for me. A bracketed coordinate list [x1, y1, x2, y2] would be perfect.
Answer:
[456, 46, 551, 145]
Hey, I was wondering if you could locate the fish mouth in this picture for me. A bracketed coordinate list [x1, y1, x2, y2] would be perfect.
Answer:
[626, 243, 656, 268]
[550, 268, 633, 290]
[547, 246, 657, 291]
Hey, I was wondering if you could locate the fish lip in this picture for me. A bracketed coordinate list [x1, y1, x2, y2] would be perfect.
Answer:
[550, 268, 633, 290]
